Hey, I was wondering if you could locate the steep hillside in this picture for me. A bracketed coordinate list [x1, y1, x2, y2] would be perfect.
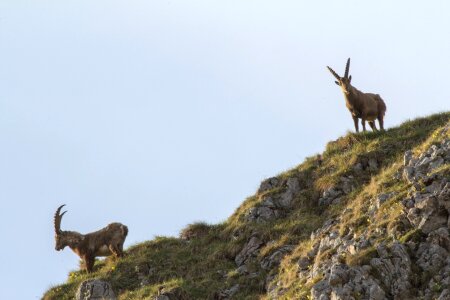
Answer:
[43, 112, 450, 300]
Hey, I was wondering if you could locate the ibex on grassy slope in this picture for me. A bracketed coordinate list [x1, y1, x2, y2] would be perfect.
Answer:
[54, 205, 128, 272]
[327, 58, 386, 132]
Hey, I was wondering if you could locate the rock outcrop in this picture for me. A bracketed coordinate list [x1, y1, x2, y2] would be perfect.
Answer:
[275, 136, 450, 300]
[235, 235, 264, 267]
[403, 140, 450, 234]
[76, 280, 116, 300]
[252, 124, 448, 299]
[246, 177, 301, 223]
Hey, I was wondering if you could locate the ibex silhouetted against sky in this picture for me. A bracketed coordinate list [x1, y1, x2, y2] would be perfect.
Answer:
[327, 58, 386, 132]
[54, 204, 128, 272]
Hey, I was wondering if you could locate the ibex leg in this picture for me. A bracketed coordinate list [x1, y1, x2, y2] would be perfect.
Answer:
[84, 255, 95, 273]
[378, 116, 384, 131]
[368, 121, 377, 132]
[118, 242, 125, 256]
[352, 116, 359, 132]
[109, 244, 124, 258]
[361, 118, 367, 132]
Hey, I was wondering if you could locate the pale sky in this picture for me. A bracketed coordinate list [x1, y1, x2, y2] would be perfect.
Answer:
[0, 1, 449, 299]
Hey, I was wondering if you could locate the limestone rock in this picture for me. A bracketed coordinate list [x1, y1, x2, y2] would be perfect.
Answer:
[235, 235, 264, 266]
[296, 139, 450, 300]
[427, 227, 450, 251]
[76, 280, 116, 300]
[370, 243, 412, 299]
[416, 243, 448, 274]
[328, 264, 349, 286]
[261, 245, 294, 270]
[438, 289, 450, 300]
[311, 280, 332, 300]
[375, 192, 395, 208]
[246, 177, 302, 223]
[246, 206, 281, 223]
[406, 194, 448, 234]
[403, 166, 415, 183]
[404, 150, 413, 166]
[319, 187, 343, 206]
[258, 177, 281, 194]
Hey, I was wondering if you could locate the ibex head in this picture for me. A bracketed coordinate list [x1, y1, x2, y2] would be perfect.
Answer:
[327, 58, 352, 94]
[54, 204, 68, 250]
[54, 204, 75, 251]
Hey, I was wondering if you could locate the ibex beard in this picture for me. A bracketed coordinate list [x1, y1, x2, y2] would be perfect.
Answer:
[54, 204, 128, 272]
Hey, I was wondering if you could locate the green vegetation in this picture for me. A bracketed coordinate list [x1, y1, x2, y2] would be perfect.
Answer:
[43, 112, 450, 299]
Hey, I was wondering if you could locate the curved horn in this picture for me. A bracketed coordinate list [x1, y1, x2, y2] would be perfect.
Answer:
[344, 58, 351, 79]
[327, 66, 341, 81]
[54, 204, 67, 234]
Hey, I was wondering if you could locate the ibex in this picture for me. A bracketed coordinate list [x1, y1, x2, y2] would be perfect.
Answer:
[54, 204, 128, 272]
[327, 58, 386, 132]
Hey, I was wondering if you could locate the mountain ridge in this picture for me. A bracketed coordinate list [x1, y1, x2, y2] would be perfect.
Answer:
[44, 112, 450, 300]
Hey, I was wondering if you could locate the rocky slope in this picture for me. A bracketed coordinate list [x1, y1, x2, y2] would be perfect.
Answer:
[282, 134, 450, 300]
[43, 112, 450, 300]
